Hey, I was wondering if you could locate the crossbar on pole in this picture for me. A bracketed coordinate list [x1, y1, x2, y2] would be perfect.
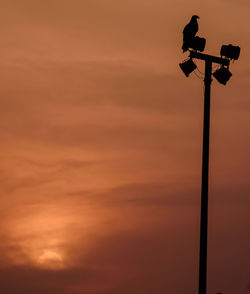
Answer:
[190, 51, 230, 66]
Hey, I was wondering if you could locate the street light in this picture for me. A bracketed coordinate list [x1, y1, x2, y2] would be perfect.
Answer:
[220, 44, 241, 60]
[190, 36, 206, 52]
[179, 58, 197, 77]
[213, 66, 232, 85]
[179, 16, 240, 294]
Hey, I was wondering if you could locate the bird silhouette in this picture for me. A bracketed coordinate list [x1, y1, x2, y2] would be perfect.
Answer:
[182, 15, 200, 52]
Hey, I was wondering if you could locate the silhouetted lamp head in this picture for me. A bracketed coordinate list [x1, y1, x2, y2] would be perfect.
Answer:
[189, 36, 206, 52]
[220, 44, 241, 60]
[179, 58, 197, 77]
[213, 66, 232, 85]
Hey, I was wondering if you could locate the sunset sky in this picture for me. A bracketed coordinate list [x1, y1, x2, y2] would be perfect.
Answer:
[0, 1, 250, 293]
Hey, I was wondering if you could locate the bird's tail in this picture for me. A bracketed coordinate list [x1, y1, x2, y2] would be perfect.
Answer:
[182, 42, 189, 52]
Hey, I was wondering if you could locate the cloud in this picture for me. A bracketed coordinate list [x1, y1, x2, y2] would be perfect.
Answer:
[0, 157, 96, 196]
[0, 210, 200, 294]
[0, 265, 100, 294]
[70, 181, 200, 207]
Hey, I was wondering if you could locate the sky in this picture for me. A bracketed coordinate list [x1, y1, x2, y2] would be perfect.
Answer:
[0, 0, 250, 293]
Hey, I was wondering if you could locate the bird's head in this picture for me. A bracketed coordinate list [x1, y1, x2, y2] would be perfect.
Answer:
[192, 15, 200, 20]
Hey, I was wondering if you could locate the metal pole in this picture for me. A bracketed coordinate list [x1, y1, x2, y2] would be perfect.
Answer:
[199, 59, 212, 294]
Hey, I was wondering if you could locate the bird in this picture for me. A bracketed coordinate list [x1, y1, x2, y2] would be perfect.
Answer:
[182, 15, 200, 52]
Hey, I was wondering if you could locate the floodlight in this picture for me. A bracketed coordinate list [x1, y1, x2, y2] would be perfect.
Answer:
[213, 66, 232, 85]
[220, 44, 240, 60]
[189, 36, 206, 52]
[179, 58, 197, 77]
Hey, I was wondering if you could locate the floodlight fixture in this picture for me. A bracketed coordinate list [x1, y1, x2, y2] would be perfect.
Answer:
[213, 66, 232, 85]
[189, 36, 206, 52]
[220, 44, 240, 60]
[179, 58, 197, 77]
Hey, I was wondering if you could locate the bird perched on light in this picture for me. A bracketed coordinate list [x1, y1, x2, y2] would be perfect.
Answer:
[182, 15, 200, 52]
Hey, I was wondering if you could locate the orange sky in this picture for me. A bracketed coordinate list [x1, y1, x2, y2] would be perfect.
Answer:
[0, 1, 250, 293]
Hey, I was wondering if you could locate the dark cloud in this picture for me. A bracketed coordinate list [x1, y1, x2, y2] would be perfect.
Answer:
[70, 181, 200, 207]
[0, 265, 99, 294]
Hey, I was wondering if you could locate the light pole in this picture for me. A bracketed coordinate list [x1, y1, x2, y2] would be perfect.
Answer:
[190, 51, 229, 294]
[179, 26, 240, 294]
